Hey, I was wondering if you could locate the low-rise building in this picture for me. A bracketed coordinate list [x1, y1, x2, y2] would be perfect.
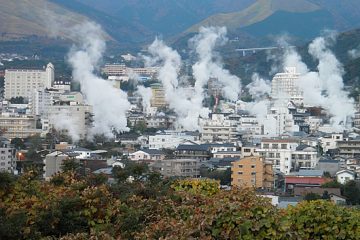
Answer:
[336, 169, 356, 184]
[200, 113, 238, 143]
[150, 158, 200, 178]
[231, 156, 274, 190]
[129, 149, 165, 162]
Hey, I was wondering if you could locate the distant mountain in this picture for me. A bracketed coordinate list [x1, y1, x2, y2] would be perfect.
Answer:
[181, 0, 360, 47]
[75, 0, 256, 37]
[0, 0, 92, 40]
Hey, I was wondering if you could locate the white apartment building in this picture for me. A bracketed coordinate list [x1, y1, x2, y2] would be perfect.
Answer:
[237, 115, 263, 135]
[30, 88, 62, 117]
[102, 64, 159, 78]
[0, 138, 15, 173]
[200, 114, 238, 143]
[319, 133, 344, 153]
[256, 139, 299, 174]
[4, 63, 54, 100]
[271, 67, 303, 104]
[149, 131, 199, 149]
[264, 102, 299, 136]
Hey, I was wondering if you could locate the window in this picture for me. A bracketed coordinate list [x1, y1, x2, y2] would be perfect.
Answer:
[251, 165, 256, 168]
[238, 165, 243, 168]
[251, 172, 256, 175]
[281, 144, 287, 149]
[238, 172, 243, 175]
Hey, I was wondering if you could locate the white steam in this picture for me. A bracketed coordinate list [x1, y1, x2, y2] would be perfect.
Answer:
[135, 85, 152, 113]
[50, 110, 81, 142]
[280, 36, 355, 129]
[146, 38, 209, 130]
[191, 27, 241, 102]
[68, 22, 130, 138]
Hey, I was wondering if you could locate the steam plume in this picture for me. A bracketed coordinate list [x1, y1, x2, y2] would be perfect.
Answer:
[68, 22, 130, 138]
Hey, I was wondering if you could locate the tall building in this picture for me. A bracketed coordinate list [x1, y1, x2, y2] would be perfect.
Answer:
[150, 83, 167, 108]
[47, 92, 92, 139]
[4, 63, 54, 100]
[231, 156, 274, 189]
[271, 67, 303, 104]
[0, 113, 40, 139]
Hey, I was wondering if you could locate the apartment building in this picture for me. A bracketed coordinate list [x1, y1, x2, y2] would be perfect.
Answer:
[150, 158, 200, 178]
[337, 139, 360, 157]
[256, 138, 299, 174]
[102, 64, 159, 78]
[200, 113, 238, 143]
[150, 83, 167, 108]
[0, 113, 40, 139]
[0, 138, 15, 173]
[231, 156, 274, 190]
[271, 67, 303, 104]
[4, 63, 54, 100]
[148, 130, 199, 149]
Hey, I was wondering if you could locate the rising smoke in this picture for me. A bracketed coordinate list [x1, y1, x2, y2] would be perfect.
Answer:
[279, 35, 354, 129]
[68, 22, 130, 139]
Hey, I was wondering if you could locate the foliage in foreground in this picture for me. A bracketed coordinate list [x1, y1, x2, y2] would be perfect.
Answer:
[0, 171, 360, 239]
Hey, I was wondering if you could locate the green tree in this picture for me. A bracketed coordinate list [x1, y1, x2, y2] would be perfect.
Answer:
[10, 138, 25, 149]
[343, 180, 360, 205]
[304, 192, 322, 201]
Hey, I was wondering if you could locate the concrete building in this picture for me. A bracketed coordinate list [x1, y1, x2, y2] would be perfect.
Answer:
[319, 133, 343, 153]
[4, 63, 54, 100]
[0, 138, 15, 173]
[150, 83, 167, 108]
[47, 92, 92, 139]
[30, 88, 62, 117]
[0, 113, 40, 139]
[43, 151, 70, 179]
[256, 138, 299, 174]
[148, 131, 199, 149]
[271, 67, 303, 104]
[200, 113, 238, 143]
[337, 139, 360, 157]
[231, 156, 274, 190]
[291, 145, 318, 171]
[150, 158, 200, 178]
[316, 158, 340, 176]
[102, 64, 159, 78]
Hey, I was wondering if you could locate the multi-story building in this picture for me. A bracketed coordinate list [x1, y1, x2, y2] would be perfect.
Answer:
[271, 67, 303, 104]
[150, 83, 167, 108]
[256, 138, 299, 174]
[4, 63, 54, 100]
[148, 130, 199, 149]
[291, 145, 318, 171]
[0, 138, 15, 173]
[47, 92, 92, 139]
[150, 158, 200, 178]
[0, 113, 40, 139]
[337, 139, 360, 157]
[102, 64, 159, 78]
[319, 133, 343, 153]
[200, 113, 238, 143]
[231, 156, 274, 190]
[29, 88, 62, 117]
[43, 151, 71, 179]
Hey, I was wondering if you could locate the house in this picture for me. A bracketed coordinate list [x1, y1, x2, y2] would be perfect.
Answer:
[203, 157, 238, 170]
[175, 144, 211, 161]
[129, 149, 165, 163]
[293, 187, 341, 197]
[285, 170, 332, 193]
[336, 169, 356, 184]
[329, 193, 347, 205]
[231, 156, 274, 190]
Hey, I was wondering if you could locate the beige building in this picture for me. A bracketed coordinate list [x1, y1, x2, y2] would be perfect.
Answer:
[200, 114, 238, 143]
[150, 158, 200, 178]
[4, 63, 54, 100]
[231, 156, 274, 189]
[0, 114, 40, 139]
[102, 64, 159, 78]
[150, 83, 167, 108]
